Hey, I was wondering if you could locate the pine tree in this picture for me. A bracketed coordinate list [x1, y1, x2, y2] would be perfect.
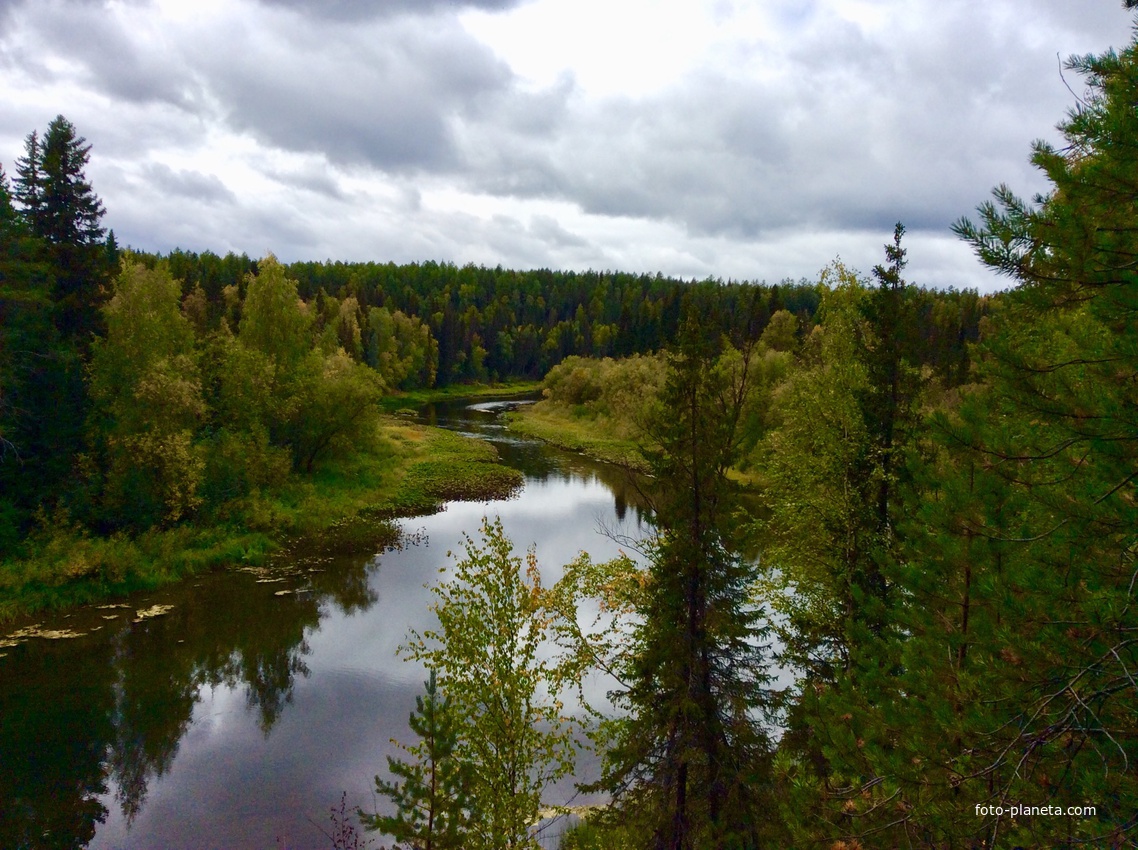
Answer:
[791, 9, 1138, 845]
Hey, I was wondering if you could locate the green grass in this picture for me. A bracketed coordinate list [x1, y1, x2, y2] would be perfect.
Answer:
[374, 424, 523, 513]
[505, 405, 651, 472]
[378, 379, 542, 413]
[0, 524, 275, 623]
[0, 418, 523, 623]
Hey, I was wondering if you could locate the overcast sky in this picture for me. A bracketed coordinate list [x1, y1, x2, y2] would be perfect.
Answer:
[2, 0, 1133, 292]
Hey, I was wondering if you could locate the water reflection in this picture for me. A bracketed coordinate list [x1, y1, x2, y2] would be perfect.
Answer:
[0, 551, 381, 849]
[0, 398, 649, 849]
[417, 398, 653, 528]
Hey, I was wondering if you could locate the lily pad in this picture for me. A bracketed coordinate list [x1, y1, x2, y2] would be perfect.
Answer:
[133, 604, 175, 623]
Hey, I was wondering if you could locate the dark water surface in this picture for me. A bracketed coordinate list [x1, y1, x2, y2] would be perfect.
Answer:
[0, 399, 648, 850]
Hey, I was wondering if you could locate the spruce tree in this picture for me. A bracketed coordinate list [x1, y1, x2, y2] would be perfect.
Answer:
[13, 115, 109, 340]
[859, 223, 922, 544]
[0, 164, 18, 230]
[3, 116, 109, 541]
[0, 162, 52, 553]
[12, 130, 43, 227]
[17, 116, 105, 246]
[597, 300, 777, 849]
[364, 671, 474, 850]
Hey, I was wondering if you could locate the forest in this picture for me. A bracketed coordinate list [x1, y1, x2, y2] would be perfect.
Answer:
[1, 13, 1137, 850]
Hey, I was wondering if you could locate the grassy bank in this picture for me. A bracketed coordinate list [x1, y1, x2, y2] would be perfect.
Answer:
[505, 404, 651, 472]
[0, 419, 523, 623]
[379, 380, 541, 413]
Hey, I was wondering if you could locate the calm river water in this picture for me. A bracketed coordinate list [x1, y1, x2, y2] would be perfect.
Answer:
[0, 399, 648, 850]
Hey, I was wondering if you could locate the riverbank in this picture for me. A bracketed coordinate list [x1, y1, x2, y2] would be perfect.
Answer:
[379, 379, 542, 413]
[505, 404, 651, 472]
[504, 401, 765, 491]
[0, 418, 522, 623]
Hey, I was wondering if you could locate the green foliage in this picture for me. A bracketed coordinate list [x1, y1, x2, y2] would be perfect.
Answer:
[366, 306, 439, 390]
[402, 517, 577, 850]
[540, 353, 666, 433]
[912, 32, 1138, 847]
[769, 24, 1138, 848]
[88, 261, 206, 528]
[858, 224, 928, 551]
[128, 245, 982, 407]
[505, 407, 650, 471]
[238, 255, 313, 371]
[198, 427, 292, 510]
[141, 251, 853, 388]
[13, 115, 111, 341]
[759, 271, 877, 680]
[507, 353, 669, 469]
[0, 418, 517, 622]
[555, 817, 637, 850]
[760, 248, 926, 683]
[0, 189, 57, 526]
[0, 164, 18, 230]
[760, 245, 941, 848]
[757, 308, 798, 353]
[364, 670, 475, 849]
[220, 257, 384, 473]
[285, 349, 384, 473]
[1, 116, 110, 549]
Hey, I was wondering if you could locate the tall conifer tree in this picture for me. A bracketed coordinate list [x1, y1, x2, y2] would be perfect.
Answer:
[13, 115, 109, 340]
[940, 16, 1138, 844]
[12, 130, 43, 227]
[596, 299, 777, 849]
[16, 116, 105, 246]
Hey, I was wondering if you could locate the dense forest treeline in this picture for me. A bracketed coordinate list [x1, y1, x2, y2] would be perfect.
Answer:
[138, 248, 987, 387]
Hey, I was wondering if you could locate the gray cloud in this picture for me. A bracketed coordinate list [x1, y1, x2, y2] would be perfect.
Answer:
[201, 14, 513, 172]
[104, 171, 320, 262]
[529, 214, 586, 249]
[455, 0, 1114, 244]
[257, 0, 528, 22]
[2, 1, 515, 172]
[142, 163, 236, 205]
[266, 164, 347, 200]
[1, 0, 199, 110]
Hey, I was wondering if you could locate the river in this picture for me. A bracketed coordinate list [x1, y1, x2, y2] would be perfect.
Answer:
[0, 398, 648, 850]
